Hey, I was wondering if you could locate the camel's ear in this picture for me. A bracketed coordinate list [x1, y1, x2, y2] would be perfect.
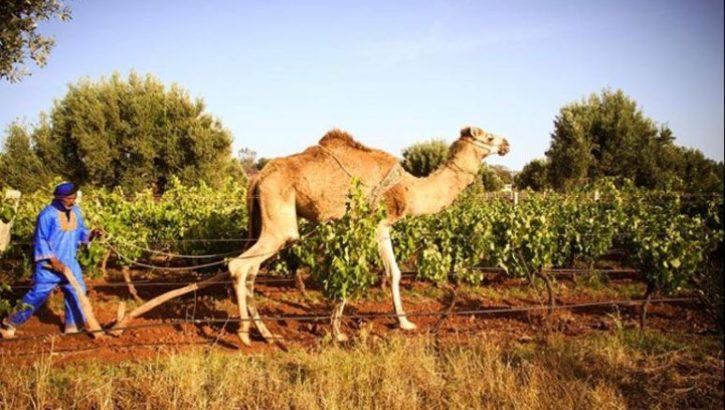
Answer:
[460, 126, 483, 138]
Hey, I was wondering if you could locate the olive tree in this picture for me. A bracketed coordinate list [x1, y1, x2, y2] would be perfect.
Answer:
[0, 0, 71, 83]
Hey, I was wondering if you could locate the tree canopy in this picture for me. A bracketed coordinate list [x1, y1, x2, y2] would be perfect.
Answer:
[0, 120, 54, 189]
[518, 89, 723, 192]
[0, 71, 243, 192]
[400, 139, 449, 177]
[0, 0, 71, 83]
[399, 139, 510, 191]
[514, 159, 548, 191]
[478, 165, 504, 191]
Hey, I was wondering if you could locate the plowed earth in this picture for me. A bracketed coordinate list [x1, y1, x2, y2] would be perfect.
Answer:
[0, 269, 714, 366]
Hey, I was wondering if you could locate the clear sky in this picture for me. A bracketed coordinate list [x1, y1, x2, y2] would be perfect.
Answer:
[1, 0, 723, 170]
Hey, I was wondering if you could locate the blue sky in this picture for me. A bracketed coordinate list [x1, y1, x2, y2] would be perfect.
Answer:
[1, 0, 723, 170]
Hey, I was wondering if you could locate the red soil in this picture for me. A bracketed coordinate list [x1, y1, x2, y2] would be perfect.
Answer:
[0, 270, 714, 366]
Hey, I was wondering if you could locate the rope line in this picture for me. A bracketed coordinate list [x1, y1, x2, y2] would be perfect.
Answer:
[0, 297, 697, 344]
[106, 237, 241, 259]
[105, 242, 230, 271]
[94, 219, 325, 272]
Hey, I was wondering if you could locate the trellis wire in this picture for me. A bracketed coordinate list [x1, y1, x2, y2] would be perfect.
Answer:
[23, 189, 716, 203]
[4, 216, 720, 247]
[0, 296, 697, 344]
[2, 268, 651, 290]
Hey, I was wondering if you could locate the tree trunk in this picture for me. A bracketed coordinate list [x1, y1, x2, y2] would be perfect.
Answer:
[294, 269, 307, 296]
[122, 266, 143, 302]
[432, 284, 457, 334]
[639, 283, 655, 332]
[535, 270, 555, 315]
[100, 249, 112, 278]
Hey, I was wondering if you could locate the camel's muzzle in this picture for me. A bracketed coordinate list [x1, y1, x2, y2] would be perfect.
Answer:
[498, 139, 510, 155]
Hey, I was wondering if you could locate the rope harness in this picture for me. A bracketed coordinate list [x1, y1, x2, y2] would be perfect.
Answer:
[443, 135, 500, 176]
[316, 143, 404, 204]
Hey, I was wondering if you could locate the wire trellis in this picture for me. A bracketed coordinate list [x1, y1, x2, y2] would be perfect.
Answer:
[2, 268, 652, 290]
[0, 296, 698, 345]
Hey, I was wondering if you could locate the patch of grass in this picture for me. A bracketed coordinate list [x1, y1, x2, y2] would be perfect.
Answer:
[616, 328, 686, 355]
[571, 271, 608, 290]
[567, 280, 646, 300]
[363, 287, 388, 303]
[1, 331, 721, 409]
[405, 284, 445, 300]
[458, 282, 539, 302]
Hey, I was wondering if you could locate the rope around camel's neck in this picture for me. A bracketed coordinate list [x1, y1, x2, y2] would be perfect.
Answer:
[444, 138, 493, 177]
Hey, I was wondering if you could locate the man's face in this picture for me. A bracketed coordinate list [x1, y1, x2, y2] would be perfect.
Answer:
[58, 194, 77, 209]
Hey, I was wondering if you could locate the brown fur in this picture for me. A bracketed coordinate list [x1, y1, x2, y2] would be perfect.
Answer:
[319, 129, 374, 152]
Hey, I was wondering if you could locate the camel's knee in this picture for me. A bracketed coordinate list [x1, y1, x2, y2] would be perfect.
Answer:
[229, 258, 249, 279]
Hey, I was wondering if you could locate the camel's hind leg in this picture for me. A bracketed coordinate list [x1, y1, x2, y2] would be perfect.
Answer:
[376, 224, 417, 330]
[230, 185, 299, 347]
[230, 236, 287, 346]
[245, 264, 277, 342]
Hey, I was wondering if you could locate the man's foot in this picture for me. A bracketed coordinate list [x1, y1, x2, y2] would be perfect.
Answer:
[64, 324, 79, 335]
[0, 320, 16, 339]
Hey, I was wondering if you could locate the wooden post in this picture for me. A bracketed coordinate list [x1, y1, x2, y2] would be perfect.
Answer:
[0, 190, 21, 252]
[61, 267, 104, 338]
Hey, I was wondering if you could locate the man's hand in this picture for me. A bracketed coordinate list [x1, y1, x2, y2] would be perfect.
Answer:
[90, 228, 106, 241]
[49, 257, 66, 273]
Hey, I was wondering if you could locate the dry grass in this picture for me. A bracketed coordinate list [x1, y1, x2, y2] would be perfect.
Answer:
[0, 330, 722, 409]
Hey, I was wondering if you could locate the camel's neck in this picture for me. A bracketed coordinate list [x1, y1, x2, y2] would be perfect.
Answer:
[404, 140, 489, 216]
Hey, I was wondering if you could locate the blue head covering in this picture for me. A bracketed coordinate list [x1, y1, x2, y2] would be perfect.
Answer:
[53, 182, 79, 198]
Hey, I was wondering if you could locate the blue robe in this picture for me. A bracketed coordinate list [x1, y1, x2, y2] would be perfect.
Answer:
[8, 200, 92, 328]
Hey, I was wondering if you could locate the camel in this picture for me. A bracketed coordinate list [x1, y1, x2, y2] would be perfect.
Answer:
[229, 126, 509, 345]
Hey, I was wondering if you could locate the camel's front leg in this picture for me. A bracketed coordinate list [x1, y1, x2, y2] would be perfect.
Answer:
[376, 224, 417, 330]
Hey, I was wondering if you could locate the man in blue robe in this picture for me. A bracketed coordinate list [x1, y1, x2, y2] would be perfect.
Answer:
[1, 182, 103, 338]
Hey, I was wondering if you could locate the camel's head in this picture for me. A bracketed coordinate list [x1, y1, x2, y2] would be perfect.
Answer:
[460, 126, 510, 156]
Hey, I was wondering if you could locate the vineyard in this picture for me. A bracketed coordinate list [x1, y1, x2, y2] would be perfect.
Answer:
[1, 178, 723, 408]
[2, 178, 722, 304]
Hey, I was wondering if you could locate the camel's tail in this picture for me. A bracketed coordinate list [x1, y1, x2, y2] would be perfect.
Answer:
[245, 176, 262, 250]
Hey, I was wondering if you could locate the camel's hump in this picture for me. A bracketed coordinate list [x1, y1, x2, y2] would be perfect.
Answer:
[318, 129, 373, 152]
